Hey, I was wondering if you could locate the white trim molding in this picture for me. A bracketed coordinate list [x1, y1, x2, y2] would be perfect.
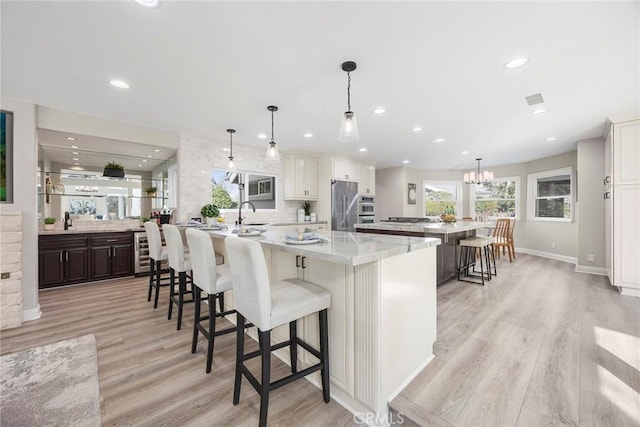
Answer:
[515, 247, 577, 265]
[23, 304, 41, 321]
[575, 265, 607, 276]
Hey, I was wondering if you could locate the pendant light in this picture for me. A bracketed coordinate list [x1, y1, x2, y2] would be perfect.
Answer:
[338, 61, 359, 143]
[265, 105, 280, 162]
[226, 128, 235, 169]
[464, 158, 494, 184]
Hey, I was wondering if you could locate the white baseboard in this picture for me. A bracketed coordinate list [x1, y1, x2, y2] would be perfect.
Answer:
[23, 304, 41, 321]
[575, 265, 607, 276]
[387, 354, 434, 403]
[514, 247, 577, 265]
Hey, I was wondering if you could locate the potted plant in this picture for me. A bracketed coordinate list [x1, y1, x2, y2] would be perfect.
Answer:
[145, 186, 157, 198]
[303, 201, 311, 222]
[43, 217, 56, 231]
[103, 161, 125, 178]
[201, 203, 220, 225]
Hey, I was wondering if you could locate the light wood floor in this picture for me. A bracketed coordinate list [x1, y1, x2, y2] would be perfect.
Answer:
[0, 277, 355, 426]
[391, 254, 640, 427]
[2, 255, 639, 427]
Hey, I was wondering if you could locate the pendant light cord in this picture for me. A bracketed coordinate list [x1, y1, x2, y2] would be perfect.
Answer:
[347, 72, 351, 112]
[229, 132, 233, 158]
[271, 109, 275, 143]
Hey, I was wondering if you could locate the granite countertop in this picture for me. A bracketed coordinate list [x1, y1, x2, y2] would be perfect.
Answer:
[38, 228, 144, 235]
[194, 226, 440, 266]
[355, 221, 492, 235]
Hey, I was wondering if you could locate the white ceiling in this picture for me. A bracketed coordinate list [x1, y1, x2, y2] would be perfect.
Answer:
[2, 1, 638, 170]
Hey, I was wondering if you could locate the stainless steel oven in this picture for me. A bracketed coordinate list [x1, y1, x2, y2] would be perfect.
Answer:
[357, 195, 375, 224]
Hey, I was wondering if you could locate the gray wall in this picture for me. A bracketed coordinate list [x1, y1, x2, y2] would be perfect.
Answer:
[376, 151, 579, 259]
[577, 138, 605, 268]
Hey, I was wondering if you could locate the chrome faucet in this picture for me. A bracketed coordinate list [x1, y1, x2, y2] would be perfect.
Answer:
[237, 201, 255, 226]
[64, 211, 72, 230]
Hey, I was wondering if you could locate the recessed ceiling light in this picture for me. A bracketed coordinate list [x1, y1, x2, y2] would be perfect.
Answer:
[359, 148, 367, 152]
[70, 145, 78, 149]
[147, 154, 153, 158]
[434, 138, 445, 143]
[74, 163, 80, 166]
[223, 147, 230, 152]
[134, 0, 159, 8]
[504, 57, 529, 69]
[545, 137, 557, 142]
[72, 151, 79, 155]
[412, 127, 423, 133]
[66, 136, 76, 141]
[109, 79, 130, 89]
[373, 108, 386, 114]
[462, 150, 469, 155]
[153, 149, 161, 153]
[142, 159, 148, 162]
[402, 160, 410, 164]
[138, 164, 143, 167]
[257, 133, 267, 139]
[531, 108, 548, 114]
[303, 133, 313, 138]
[72, 157, 79, 161]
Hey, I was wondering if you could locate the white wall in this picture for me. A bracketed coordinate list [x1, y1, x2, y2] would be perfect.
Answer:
[176, 134, 307, 224]
[375, 167, 404, 221]
[577, 138, 606, 269]
[0, 97, 39, 320]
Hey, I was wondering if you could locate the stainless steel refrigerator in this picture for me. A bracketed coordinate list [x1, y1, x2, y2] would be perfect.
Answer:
[331, 180, 359, 231]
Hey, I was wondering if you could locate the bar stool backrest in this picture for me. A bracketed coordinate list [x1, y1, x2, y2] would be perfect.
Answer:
[163, 224, 188, 272]
[185, 228, 219, 294]
[225, 237, 272, 331]
[493, 218, 511, 243]
[144, 221, 163, 260]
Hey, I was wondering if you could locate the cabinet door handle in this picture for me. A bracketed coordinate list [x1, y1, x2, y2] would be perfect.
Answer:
[604, 191, 611, 199]
[604, 176, 611, 185]
[65, 251, 69, 262]
[296, 255, 301, 268]
[301, 256, 306, 269]
[59, 252, 63, 263]
[107, 239, 118, 242]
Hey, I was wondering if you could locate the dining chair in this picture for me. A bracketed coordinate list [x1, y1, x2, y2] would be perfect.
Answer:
[508, 218, 516, 259]
[492, 218, 513, 262]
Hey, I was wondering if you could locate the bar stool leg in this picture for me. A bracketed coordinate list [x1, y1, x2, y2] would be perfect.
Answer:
[490, 245, 497, 276]
[168, 268, 175, 320]
[148, 258, 155, 302]
[153, 260, 162, 308]
[289, 320, 298, 374]
[319, 309, 330, 403]
[483, 247, 491, 280]
[457, 246, 465, 280]
[233, 313, 245, 406]
[206, 293, 217, 373]
[177, 271, 186, 330]
[259, 329, 271, 427]
[192, 287, 200, 354]
[219, 293, 225, 313]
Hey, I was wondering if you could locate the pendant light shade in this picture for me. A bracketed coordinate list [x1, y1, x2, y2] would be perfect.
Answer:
[265, 105, 280, 162]
[464, 158, 494, 184]
[227, 128, 235, 170]
[338, 61, 359, 143]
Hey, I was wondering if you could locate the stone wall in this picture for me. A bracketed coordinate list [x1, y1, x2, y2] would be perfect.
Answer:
[0, 211, 23, 330]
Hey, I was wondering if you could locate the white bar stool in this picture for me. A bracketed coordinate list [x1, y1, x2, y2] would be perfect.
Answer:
[457, 236, 496, 286]
[163, 224, 193, 330]
[225, 237, 331, 427]
[143, 221, 171, 308]
[185, 228, 241, 373]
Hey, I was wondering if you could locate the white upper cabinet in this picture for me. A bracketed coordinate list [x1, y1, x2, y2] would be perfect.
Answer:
[612, 119, 640, 185]
[359, 163, 375, 195]
[283, 154, 318, 201]
[333, 158, 360, 182]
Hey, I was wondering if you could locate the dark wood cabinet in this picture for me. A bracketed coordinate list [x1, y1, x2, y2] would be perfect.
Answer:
[38, 235, 89, 289]
[39, 232, 133, 289]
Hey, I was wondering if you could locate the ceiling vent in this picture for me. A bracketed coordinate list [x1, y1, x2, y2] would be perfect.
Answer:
[524, 93, 544, 106]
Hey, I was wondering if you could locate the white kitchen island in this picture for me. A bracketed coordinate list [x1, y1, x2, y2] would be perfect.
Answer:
[198, 226, 440, 425]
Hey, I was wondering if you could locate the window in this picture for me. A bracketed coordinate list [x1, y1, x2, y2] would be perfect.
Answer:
[424, 181, 462, 216]
[210, 169, 276, 211]
[471, 176, 520, 220]
[527, 167, 573, 222]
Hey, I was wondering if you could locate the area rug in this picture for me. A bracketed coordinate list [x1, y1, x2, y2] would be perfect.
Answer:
[0, 334, 101, 427]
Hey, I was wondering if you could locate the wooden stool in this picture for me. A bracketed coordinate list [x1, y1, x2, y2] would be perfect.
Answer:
[225, 237, 331, 427]
[458, 236, 496, 286]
